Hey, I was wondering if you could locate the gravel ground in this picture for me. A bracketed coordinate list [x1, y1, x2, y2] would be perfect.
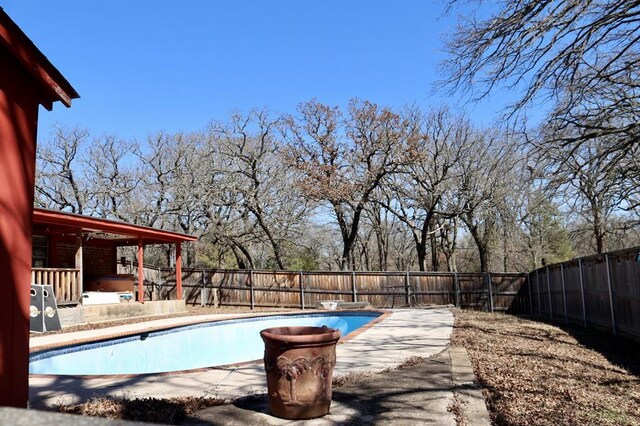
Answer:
[452, 309, 640, 426]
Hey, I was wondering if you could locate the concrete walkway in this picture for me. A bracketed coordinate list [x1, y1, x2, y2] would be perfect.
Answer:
[186, 346, 489, 425]
[29, 308, 490, 424]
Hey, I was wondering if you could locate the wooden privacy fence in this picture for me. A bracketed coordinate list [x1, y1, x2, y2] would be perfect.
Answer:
[512, 246, 640, 340]
[120, 264, 527, 311]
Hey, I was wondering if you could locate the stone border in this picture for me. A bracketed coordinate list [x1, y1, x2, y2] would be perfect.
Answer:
[449, 346, 491, 425]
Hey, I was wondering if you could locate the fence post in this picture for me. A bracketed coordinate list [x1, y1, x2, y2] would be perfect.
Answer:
[560, 264, 568, 324]
[605, 254, 617, 336]
[201, 270, 206, 307]
[405, 271, 410, 306]
[546, 266, 553, 322]
[527, 272, 533, 315]
[249, 269, 255, 310]
[454, 272, 460, 308]
[487, 272, 494, 313]
[578, 258, 587, 327]
[351, 271, 357, 302]
[299, 271, 305, 310]
[536, 269, 542, 316]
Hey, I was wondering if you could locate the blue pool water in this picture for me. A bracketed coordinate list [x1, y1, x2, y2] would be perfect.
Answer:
[29, 311, 380, 376]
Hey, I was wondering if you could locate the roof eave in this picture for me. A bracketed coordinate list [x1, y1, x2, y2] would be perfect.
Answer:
[33, 208, 198, 245]
[0, 8, 79, 109]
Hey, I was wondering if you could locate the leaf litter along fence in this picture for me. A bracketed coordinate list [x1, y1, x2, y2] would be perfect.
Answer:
[512, 246, 640, 340]
[118, 262, 526, 312]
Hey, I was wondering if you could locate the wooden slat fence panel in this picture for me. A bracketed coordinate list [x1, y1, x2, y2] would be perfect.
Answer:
[493, 273, 524, 311]
[304, 272, 353, 305]
[562, 260, 586, 325]
[548, 266, 566, 322]
[117, 264, 527, 312]
[514, 246, 640, 340]
[457, 274, 486, 311]
[253, 271, 300, 308]
[582, 257, 613, 329]
[609, 251, 640, 337]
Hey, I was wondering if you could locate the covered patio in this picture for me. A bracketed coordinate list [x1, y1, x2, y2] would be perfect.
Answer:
[32, 208, 197, 305]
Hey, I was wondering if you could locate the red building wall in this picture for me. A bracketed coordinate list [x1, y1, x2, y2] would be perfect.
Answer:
[0, 44, 40, 407]
[54, 240, 117, 276]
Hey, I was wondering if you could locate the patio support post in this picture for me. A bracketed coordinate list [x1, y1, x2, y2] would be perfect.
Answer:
[176, 242, 182, 301]
[75, 230, 83, 296]
[137, 238, 144, 303]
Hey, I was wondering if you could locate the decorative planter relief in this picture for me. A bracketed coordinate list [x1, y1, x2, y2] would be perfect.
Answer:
[260, 325, 341, 420]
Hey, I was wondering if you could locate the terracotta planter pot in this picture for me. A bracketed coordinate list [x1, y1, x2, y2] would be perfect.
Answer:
[260, 325, 341, 420]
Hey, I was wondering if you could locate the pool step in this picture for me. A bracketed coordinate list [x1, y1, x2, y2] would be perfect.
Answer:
[315, 300, 371, 310]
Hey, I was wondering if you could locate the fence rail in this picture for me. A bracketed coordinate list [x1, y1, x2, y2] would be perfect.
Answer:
[512, 246, 640, 340]
[117, 263, 527, 311]
[31, 267, 81, 305]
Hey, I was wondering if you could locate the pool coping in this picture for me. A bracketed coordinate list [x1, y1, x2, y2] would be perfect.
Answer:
[29, 309, 390, 379]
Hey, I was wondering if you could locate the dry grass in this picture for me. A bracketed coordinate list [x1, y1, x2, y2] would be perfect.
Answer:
[452, 309, 640, 426]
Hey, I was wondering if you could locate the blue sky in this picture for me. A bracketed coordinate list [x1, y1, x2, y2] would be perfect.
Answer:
[3, 1, 514, 143]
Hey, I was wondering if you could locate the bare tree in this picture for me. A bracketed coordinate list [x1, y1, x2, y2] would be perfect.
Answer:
[378, 106, 472, 271]
[284, 99, 411, 270]
[443, 0, 640, 174]
[456, 131, 518, 272]
[208, 109, 308, 270]
[35, 125, 89, 214]
[548, 139, 637, 254]
[84, 135, 139, 221]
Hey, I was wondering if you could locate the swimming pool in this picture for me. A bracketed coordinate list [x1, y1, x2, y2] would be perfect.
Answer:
[29, 311, 381, 376]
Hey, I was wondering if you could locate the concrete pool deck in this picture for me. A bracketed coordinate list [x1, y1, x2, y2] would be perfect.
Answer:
[29, 308, 490, 424]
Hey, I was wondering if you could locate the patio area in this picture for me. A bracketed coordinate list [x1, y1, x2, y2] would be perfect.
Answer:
[27, 308, 491, 424]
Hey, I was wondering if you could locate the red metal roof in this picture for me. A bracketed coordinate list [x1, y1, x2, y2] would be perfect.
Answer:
[33, 208, 198, 245]
[0, 8, 79, 110]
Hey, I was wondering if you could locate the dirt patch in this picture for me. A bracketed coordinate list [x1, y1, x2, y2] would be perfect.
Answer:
[452, 309, 640, 426]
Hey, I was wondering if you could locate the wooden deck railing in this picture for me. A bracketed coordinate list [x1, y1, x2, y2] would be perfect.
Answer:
[31, 267, 81, 305]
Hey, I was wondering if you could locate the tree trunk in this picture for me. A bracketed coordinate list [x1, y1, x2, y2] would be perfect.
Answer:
[468, 225, 490, 272]
[430, 228, 439, 271]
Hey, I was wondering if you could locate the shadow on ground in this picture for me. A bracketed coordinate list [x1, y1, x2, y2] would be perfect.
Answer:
[181, 350, 456, 425]
[559, 323, 640, 378]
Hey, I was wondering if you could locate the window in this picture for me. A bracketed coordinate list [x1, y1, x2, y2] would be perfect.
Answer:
[32, 235, 48, 267]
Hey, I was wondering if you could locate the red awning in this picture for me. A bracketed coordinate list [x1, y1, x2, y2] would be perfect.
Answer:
[33, 208, 198, 245]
